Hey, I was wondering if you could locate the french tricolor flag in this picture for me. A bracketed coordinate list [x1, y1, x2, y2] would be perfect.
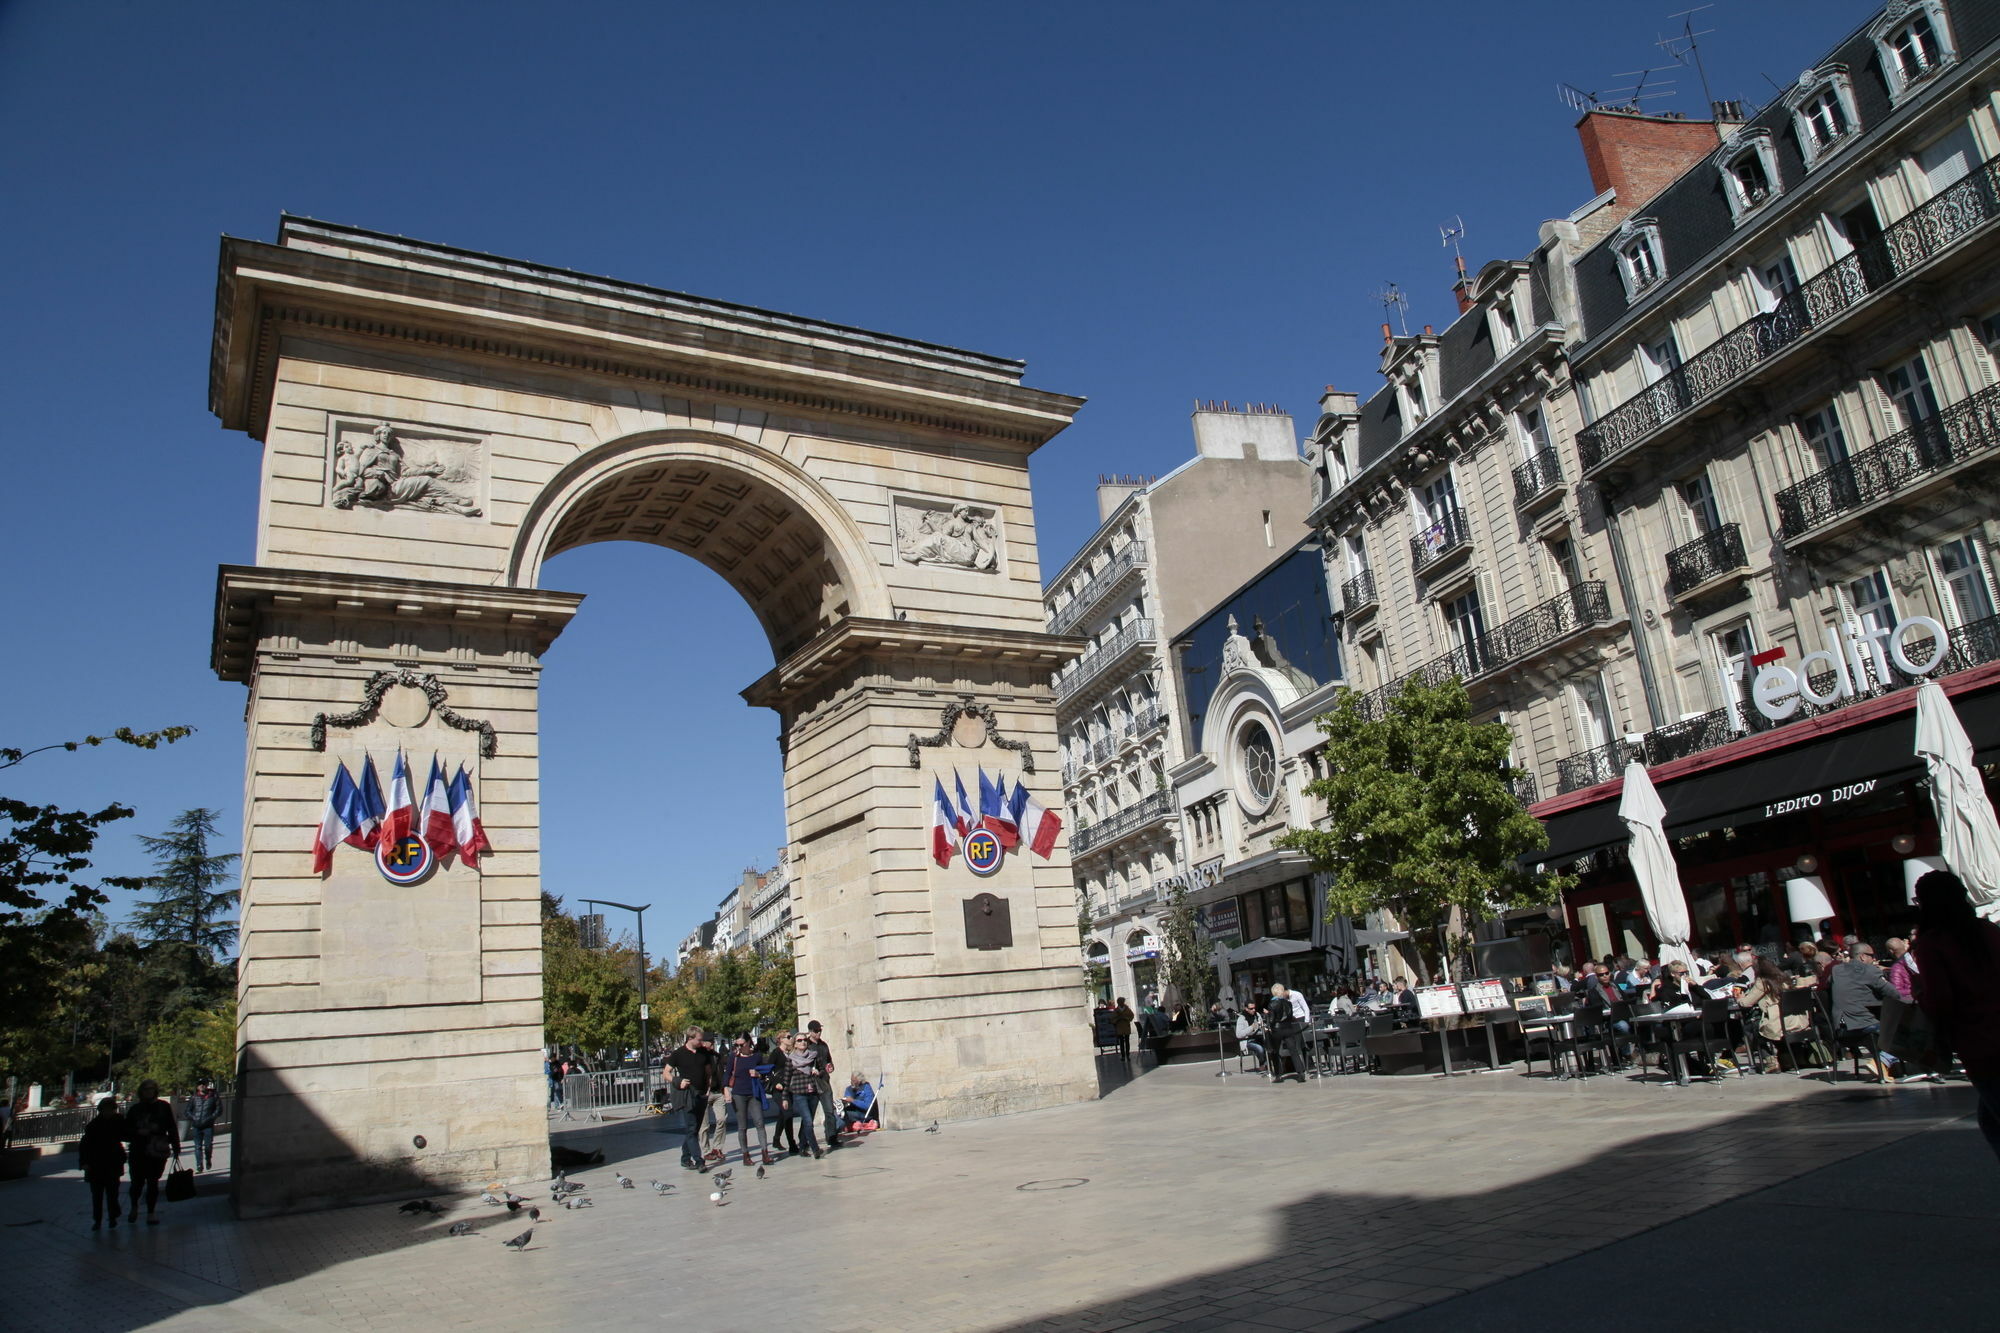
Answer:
[380, 750, 416, 850]
[930, 776, 962, 868]
[952, 770, 976, 840]
[313, 762, 364, 875]
[979, 768, 1018, 849]
[349, 754, 387, 849]
[449, 763, 491, 867]
[1006, 778, 1062, 859]
[419, 754, 456, 860]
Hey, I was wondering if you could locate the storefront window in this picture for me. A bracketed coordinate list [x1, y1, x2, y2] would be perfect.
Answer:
[1733, 871, 1782, 949]
[1285, 880, 1312, 937]
[1241, 892, 1265, 942]
[1263, 885, 1289, 936]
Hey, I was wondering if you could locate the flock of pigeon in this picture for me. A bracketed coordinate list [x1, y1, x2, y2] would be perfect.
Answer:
[395, 1159, 751, 1252]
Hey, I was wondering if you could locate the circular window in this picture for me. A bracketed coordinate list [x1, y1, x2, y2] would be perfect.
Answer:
[1240, 721, 1277, 806]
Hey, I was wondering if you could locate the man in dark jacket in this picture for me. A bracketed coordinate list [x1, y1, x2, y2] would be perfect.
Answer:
[185, 1078, 222, 1172]
[122, 1080, 180, 1225]
[664, 1027, 717, 1171]
[80, 1097, 127, 1231]
[1829, 942, 1901, 1081]
[804, 1020, 839, 1149]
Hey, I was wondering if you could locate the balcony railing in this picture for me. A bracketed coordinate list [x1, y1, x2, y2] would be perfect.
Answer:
[1055, 618, 1155, 706]
[1409, 509, 1474, 576]
[1578, 155, 2000, 473]
[1349, 582, 1614, 721]
[1070, 789, 1175, 857]
[1512, 447, 1564, 507]
[1551, 610, 2000, 793]
[1123, 704, 1165, 742]
[1509, 771, 1539, 805]
[1089, 736, 1115, 765]
[1048, 542, 1149, 635]
[1340, 569, 1378, 616]
[1665, 524, 1748, 597]
[1777, 383, 2000, 538]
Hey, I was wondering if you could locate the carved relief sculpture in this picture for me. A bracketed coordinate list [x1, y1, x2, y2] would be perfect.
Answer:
[1220, 615, 1258, 675]
[332, 423, 483, 516]
[897, 501, 1000, 571]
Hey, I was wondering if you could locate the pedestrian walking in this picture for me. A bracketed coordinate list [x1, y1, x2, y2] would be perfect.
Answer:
[80, 1097, 127, 1231]
[805, 1020, 840, 1148]
[781, 1034, 825, 1159]
[1911, 869, 2000, 1164]
[697, 1033, 729, 1163]
[722, 1033, 771, 1167]
[665, 1027, 716, 1172]
[1267, 983, 1311, 1083]
[122, 1080, 180, 1225]
[184, 1077, 222, 1172]
[761, 1030, 796, 1155]
[1112, 998, 1134, 1065]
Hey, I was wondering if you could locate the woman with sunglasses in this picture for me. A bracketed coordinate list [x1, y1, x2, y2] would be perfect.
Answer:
[781, 1033, 826, 1159]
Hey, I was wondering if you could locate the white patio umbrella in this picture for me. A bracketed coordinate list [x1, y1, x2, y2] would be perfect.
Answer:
[1913, 678, 2000, 920]
[1619, 761, 1698, 969]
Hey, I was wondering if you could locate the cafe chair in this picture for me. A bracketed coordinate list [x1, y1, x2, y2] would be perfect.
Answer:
[1329, 1018, 1369, 1075]
[1777, 990, 1824, 1073]
[1696, 996, 1742, 1076]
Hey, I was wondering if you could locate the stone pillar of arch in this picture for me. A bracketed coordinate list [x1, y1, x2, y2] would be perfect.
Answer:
[209, 218, 1098, 1214]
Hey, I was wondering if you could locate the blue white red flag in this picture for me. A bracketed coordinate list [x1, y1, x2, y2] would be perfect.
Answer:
[381, 751, 416, 849]
[930, 776, 961, 868]
[952, 770, 975, 839]
[449, 764, 491, 867]
[351, 754, 387, 848]
[420, 754, 455, 860]
[1006, 779, 1062, 859]
[313, 762, 364, 875]
[979, 769, 1018, 848]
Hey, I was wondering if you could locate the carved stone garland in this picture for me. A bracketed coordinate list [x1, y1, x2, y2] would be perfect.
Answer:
[905, 696, 1036, 773]
[310, 670, 499, 758]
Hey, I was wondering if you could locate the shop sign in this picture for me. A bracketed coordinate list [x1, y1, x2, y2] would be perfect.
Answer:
[1460, 979, 1510, 1012]
[1200, 899, 1240, 938]
[1126, 947, 1161, 962]
[1414, 984, 1464, 1019]
[1740, 617, 1948, 722]
[1760, 776, 1881, 822]
[1158, 859, 1226, 896]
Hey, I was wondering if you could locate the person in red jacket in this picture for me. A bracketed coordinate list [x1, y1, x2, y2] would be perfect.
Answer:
[1912, 870, 2000, 1163]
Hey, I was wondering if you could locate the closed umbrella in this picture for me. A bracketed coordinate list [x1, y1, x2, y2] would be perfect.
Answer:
[1913, 678, 2000, 920]
[1619, 761, 1697, 969]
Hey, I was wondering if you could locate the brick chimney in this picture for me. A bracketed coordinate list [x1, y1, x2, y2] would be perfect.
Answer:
[1452, 255, 1474, 315]
[1576, 109, 1720, 213]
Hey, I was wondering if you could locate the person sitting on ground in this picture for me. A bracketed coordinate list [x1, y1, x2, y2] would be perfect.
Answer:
[1829, 941, 1902, 1082]
[1235, 1003, 1268, 1071]
[839, 1071, 876, 1130]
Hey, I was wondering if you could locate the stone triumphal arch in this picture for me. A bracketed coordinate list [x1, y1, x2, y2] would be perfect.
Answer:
[209, 218, 1098, 1213]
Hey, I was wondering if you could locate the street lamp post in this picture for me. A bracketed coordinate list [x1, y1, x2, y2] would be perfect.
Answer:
[584, 899, 651, 1098]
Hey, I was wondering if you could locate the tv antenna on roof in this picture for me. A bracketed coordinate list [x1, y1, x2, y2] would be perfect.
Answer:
[1601, 66, 1677, 112]
[1557, 82, 1602, 113]
[1371, 281, 1410, 337]
[1440, 216, 1466, 267]
[1658, 5, 1719, 113]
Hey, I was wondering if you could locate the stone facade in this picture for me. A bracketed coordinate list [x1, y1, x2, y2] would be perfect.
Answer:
[210, 218, 1096, 1213]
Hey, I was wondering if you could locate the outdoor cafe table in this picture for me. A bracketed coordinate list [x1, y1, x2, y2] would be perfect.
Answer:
[1631, 1007, 1703, 1084]
[1516, 1011, 1581, 1080]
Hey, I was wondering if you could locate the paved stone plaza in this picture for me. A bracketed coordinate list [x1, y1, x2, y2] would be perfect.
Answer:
[5, 1059, 1994, 1332]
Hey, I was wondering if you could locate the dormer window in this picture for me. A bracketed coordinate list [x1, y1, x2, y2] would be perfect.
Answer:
[1613, 218, 1666, 302]
[1491, 296, 1519, 351]
[1873, 0, 1955, 105]
[1402, 377, 1429, 424]
[1786, 66, 1860, 170]
[1717, 129, 1780, 223]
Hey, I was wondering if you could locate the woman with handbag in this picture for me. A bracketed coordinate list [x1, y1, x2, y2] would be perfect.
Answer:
[1737, 956, 1811, 1071]
[79, 1097, 128, 1231]
[121, 1080, 180, 1225]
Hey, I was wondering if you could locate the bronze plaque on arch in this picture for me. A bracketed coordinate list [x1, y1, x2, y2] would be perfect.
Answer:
[963, 893, 1012, 950]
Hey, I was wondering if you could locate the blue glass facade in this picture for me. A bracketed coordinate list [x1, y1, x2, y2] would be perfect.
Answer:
[1179, 546, 1342, 742]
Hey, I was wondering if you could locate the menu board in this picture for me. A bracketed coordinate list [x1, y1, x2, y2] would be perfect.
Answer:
[1414, 983, 1464, 1019]
[1460, 979, 1510, 1013]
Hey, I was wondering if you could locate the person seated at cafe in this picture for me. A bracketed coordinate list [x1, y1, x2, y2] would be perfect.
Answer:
[1388, 977, 1417, 1015]
[1647, 960, 1714, 1078]
[1830, 941, 1903, 1082]
[1738, 956, 1812, 1071]
[1885, 934, 1919, 1002]
[1610, 956, 1645, 998]
[1235, 1003, 1268, 1071]
[1784, 940, 1820, 978]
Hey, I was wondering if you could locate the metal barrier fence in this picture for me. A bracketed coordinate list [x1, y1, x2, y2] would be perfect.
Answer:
[553, 1069, 656, 1122]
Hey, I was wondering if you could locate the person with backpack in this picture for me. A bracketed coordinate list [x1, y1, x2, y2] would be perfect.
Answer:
[79, 1097, 128, 1231]
[121, 1080, 180, 1225]
[184, 1077, 222, 1172]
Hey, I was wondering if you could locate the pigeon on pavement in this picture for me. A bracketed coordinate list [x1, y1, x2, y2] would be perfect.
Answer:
[446, 1221, 472, 1237]
[925, 1121, 940, 1133]
[755, 1165, 766, 1180]
[480, 1191, 504, 1206]
[502, 1228, 533, 1252]
[504, 1191, 528, 1204]
[505, 1200, 522, 1214]
[398, 1200, 442, 1215]
[615, 1173, 633, 1189]
[528, 1206, 542, 1222]
[712, 1168, 733, 1182]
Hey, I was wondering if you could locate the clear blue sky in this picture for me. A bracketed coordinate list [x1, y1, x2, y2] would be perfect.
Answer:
[0, 0, 1873, 950]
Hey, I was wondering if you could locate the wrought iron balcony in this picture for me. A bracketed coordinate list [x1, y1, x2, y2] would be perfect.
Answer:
[1409, 509, 1474, 577]
[1665, 524, 1748, 598]
[1054, 617, 1155, 707]
[1555, 740, 1628, 794]
[1512, 447, 1564, 508]
[1347, 582, 1614, 722]
[1776, 383, 2000, 539]
[1048, 542, 1149, 635]
[1069, 789, 1175, 857]
[1123, 704, 1165, 743]
[1550, 610, 2000, 792]
[1578, 155, 2000, 474]
[1340, 569, 1378, 616]
[1509, 771, 1539, 805]
[1089, 736, 1115, 765]
[1061, 759, 1080, 786]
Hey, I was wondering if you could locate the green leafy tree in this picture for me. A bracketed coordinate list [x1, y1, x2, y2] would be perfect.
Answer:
[1, 726, 191, 1078]
[130, 997, 236, 1092]
[541, 894, 643, 1056]
[130, 808, 238, 961]
[1159, 886, 1218, 1025]
[750, 945, 798, 1032]
[1279, 678, 1566, 979]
